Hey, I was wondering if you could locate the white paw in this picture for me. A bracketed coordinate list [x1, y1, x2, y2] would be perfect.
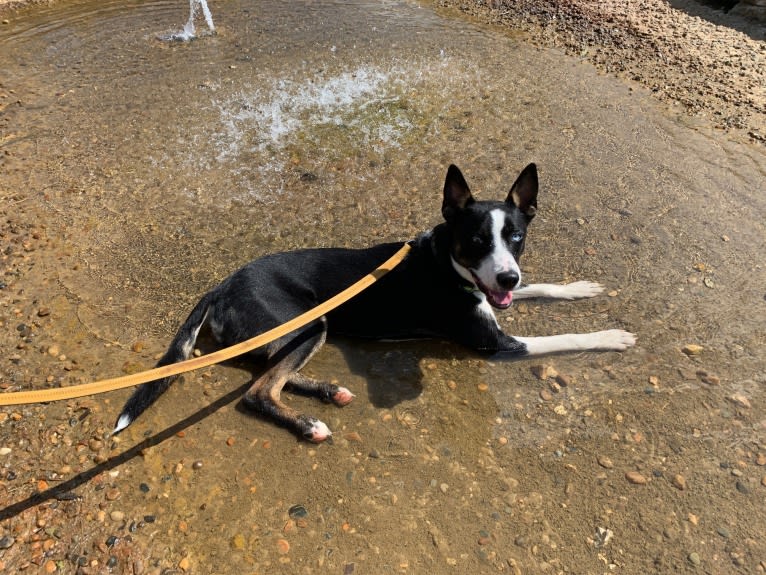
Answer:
[332, 387, 355, 406]
[591, 329, 636, 351]
[306, 418, 332, 443]
[558, 281, 605, 300]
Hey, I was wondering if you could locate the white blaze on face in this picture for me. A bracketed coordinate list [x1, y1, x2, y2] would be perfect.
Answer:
[472, 209, 521, 291]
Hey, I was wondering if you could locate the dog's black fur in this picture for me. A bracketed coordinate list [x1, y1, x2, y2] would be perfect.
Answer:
[114, 164, 635, 441]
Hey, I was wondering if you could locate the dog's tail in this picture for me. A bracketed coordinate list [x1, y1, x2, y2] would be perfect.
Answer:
[112, 292, 213, 435]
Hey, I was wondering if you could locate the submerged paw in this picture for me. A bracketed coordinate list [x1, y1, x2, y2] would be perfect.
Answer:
[332, 387, 355, 406]
[303, 418, 332, 443]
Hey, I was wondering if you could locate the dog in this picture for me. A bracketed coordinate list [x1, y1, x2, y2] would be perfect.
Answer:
[113, 163, 635, 442]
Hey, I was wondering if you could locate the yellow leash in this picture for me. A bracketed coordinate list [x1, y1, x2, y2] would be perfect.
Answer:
[0, 243, 412, 406]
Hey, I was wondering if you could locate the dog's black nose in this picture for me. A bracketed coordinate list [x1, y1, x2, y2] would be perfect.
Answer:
[496, 271, 520, 290]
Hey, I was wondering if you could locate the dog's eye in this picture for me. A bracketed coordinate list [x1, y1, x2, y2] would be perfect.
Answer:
[471, 235, 485, 247]
[511, 232, 524, 243]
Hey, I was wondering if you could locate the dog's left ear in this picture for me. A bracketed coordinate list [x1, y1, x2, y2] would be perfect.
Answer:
[506, 163, 538, 219]
[442, 164, 475, 221]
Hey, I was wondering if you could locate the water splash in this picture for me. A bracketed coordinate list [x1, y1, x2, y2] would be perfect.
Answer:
[160, 0, 216, 42]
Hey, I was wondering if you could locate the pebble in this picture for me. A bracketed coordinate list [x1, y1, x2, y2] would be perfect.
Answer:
[0, 535, 14, 549]
[105, 488, 121, 501]
[555, 373, 571, 387]
[192, 460, 203, 470]
[0, 447, 11, 456]
[110, 511, 125, 522]
[597, 456, 614, 469]
[625, 471, 648, 485]
[178, 557, 190, 571]
[276, 538, 290, 554]
[288, 505, 308, 519]
[672, 474, 687, 490]
[730, 394, 751, 409]
[688, 552, 701, 566]
[735, 480, 750, 494]
[344, 431, 362, 442]
[682, 344, 703, 356]
[231, 533, 245, 550]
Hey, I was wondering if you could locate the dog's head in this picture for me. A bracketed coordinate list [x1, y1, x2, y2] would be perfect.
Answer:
[442, 163, 538, 309]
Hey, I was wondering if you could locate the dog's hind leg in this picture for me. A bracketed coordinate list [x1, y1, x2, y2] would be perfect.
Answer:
[241, 321, 335, 442]
[286, 373, 355, 406]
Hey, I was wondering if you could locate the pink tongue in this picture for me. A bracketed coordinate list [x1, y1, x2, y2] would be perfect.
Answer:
[489, 290, 513, 307]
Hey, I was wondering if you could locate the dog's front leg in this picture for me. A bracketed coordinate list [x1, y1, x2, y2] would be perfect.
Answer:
[513, 330, 636, 356]
[513, 281, 604, 300]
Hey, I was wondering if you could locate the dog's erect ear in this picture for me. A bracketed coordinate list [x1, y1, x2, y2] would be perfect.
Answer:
[506, 163, 538, 218]
[442, 164, 475, 221]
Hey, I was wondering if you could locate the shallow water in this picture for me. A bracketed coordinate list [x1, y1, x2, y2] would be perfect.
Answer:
[1, 0, 765, 573]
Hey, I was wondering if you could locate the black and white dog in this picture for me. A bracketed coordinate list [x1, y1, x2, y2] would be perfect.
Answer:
[114, 164, 635, 442]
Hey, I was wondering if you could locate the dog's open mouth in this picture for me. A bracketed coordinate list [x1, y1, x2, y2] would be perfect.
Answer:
[470, 272, 513, 309]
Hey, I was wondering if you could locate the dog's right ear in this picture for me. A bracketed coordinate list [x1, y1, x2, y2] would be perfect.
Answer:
[442, 164, 474, 221]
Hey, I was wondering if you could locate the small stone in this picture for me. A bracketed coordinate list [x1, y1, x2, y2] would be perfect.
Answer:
[226, 436, 235, 446]
[553, 405, 567, 416]
[105, 488, 121, 501]
[288, 505, 308, 519]
[625, 471, 648, 485]
[755, 453, 766, 466]
[0, 535, 14, 549]
[0, 447, 11, 456]
[555, 373, 572, 387]
[47, 345, 60, 356]
[597, 456, 614, 469]
[37, 308, 51, 317]
[688, 552, 701, 566]
[477, 383, 489, 392]
[192, 460, 203, 470]
[761, 475, 766, 487]
[344, 431, 362, 442]
[716, 526, 730, 538]
[672, 474, 686, 490]
[539, 389, 553, 401]
[178, 557, 191, 571]
[231, 533, 245, 550]
[730, 394, 751, 409]
[682, 344, 703, 356]
[531, 364, 555, 380]
[688, 513, 699, 526]
[439, 483, 449, 494]
[88, 438, 103, 452]
[110, 511, 125, 522]
[131, 341, 145, 353]
[44, 560, 57, 573]
[700, 374, 720, 385]
[735, 480, 750, 494]
[276, 538, 290, 554]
